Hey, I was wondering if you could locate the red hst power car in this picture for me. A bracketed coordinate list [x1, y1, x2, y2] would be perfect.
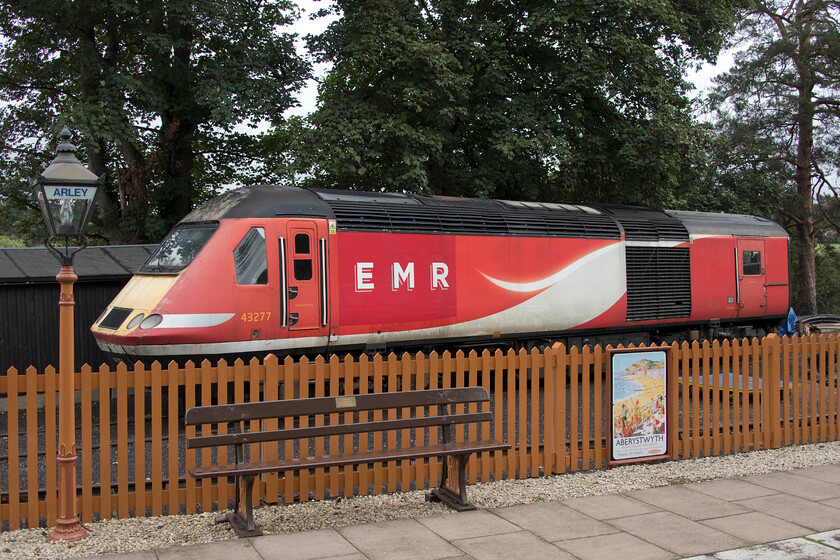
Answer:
[91, 185, 790, 363]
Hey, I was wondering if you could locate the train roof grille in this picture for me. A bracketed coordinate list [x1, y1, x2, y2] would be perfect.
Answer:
[431, 207, 511, 235]
[501, 200, 602, 214]
[328, 203, 393, 231]
[619, 219, 688, 241]
[326, 200, 621, 238]
[601, 208, 690, 241]
[314, 189, 421, 205]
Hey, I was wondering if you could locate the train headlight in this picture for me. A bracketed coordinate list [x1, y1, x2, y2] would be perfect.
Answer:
[139, 314, 163, 329]
[126, 314, 145, 330]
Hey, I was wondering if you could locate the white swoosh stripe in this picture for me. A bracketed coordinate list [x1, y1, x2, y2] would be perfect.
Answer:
[158, 313, 236, 329]
[480, 244, 619, 293]
[624, 240, 684, 248]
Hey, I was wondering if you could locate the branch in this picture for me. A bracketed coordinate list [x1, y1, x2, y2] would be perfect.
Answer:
[753, 1, 793, 38]
[813, 158, 836, 195]
[781, 208, 803, 227]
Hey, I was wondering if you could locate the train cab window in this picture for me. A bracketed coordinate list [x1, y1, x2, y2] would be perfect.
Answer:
[141, 223, 218, 273]
[293, 233, 313, 280]
[234, 227, 268, 285]
[743, 251, 762, 276]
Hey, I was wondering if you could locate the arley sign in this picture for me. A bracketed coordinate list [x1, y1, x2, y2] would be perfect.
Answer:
[45, 186, 96, 200]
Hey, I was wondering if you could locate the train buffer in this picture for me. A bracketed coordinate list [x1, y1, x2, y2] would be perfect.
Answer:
[185, 387, 510, 537]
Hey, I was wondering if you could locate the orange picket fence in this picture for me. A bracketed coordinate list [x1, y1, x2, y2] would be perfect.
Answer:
[1, 335, 838, 531]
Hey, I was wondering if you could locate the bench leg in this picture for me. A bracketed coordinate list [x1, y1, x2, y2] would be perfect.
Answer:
[217, 474, 263, 537]
[426, 453, 476, 512]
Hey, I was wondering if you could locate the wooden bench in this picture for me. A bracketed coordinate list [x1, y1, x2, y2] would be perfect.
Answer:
[185, 387, 510, 537]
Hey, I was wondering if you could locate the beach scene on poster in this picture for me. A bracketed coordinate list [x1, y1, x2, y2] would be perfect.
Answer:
[612, 350, 667, 461]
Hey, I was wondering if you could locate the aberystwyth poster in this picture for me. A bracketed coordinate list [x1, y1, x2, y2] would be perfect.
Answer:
[610, 348, 669, 463]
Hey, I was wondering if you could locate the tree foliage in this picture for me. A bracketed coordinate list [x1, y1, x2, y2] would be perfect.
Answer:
[705, 0, 840, 314]
[290, 0, 735, 207]
[0, 0, 309, 244]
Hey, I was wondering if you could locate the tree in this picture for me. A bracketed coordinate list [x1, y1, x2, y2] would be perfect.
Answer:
[292, 0, 735, 207]
[705, 0, 840, 314]
[0, 234, 24, 247]
[688, 120, 791, 217]
[0, 0, 309, 244]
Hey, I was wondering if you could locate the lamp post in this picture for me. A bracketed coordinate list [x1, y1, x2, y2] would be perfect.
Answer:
[33, 125, 104, 542]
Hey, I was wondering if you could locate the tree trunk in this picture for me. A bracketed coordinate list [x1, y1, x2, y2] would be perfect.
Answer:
[797, 217, 817, 314]
[795, 104, 817, 314]
[152, 13, 197, 235]
[157, 116, 196, 230]
[794, 8, 817, 315]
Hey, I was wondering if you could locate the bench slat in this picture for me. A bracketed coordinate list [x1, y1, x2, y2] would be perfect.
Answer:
[184, 387, 490, 425]
[186, 411, 495, 449]
[189, 438, 509, 479]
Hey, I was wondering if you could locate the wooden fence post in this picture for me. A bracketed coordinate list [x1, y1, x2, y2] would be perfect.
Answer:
[553, 344, 568, 474]
[667, 342, 681, 461]
[765, 335, 782, 449]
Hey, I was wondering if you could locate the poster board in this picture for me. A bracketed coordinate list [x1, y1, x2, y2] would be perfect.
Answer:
[608, 347, 671, 465]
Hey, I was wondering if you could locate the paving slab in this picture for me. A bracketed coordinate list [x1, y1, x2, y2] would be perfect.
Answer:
[417, 510, 520, 540]
[554, 531, 674, 560]
[700, 511, 810, 544]
[742, 471, 840, 501]
[155, 539, 261, 560]
[303, 556, 366, 560]
[561, 493, 659, 520]
[337, 518, 462, 560]
[681, 537, 840, 559]
[736, 494, 840, 532]
[452, 530, 575, 560]
[491, 501, 617, 542]
[687, 478, 777, 501]
[92, 553, 161, 560]
[249, 528, 361, 560]
[608, 511, 747, 557]
[625, 485, 749, 521]
[791, 463, 840, 485]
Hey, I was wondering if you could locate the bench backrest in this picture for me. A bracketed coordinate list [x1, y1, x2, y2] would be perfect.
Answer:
[185, 387, 492, 451]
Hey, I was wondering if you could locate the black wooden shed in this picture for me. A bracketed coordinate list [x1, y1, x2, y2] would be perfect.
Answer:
[0, 245, 156, 373]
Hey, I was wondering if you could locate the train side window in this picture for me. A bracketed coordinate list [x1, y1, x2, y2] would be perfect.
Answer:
[295, 233, 310, 255]
[294, 233, 313, 281]
[743, 250, 761, 276]
[295, 260, 313, 280]
[234, 227, 268, 285]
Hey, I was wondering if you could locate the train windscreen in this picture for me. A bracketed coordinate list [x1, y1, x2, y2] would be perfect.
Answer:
[140, 223, 218, 273]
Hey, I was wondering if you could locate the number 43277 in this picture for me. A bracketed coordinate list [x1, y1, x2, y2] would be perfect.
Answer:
[241, 312, 271, 322]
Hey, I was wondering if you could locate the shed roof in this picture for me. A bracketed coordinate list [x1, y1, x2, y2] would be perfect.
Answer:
[0, 245, 156, 284]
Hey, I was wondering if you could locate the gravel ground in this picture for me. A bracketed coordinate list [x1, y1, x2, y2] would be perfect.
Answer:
[2, 441, 840, 559]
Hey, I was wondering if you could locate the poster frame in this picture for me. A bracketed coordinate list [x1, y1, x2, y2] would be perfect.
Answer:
[607, 346, 673, 466]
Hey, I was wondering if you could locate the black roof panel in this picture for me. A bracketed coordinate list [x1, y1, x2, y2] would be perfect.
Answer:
[184, 185, 329, 221]
[666, 210, 788, 238]
[0, 245, 157, 284]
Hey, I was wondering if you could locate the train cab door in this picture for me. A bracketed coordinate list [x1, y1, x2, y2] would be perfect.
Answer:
[281, 220, 329, 333]
[737, 239, 767, 318]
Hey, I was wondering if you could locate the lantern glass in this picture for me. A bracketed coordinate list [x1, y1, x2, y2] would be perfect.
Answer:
[37, 182, 100, 237]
